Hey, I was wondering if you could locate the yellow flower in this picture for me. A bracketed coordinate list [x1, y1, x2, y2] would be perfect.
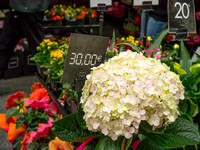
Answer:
[49, 137, 73, 150]
[147, 36, 152, 42]
[135, 40, 139, 45]
[173, 44, 179, 50]
[121, 37, 125, 41]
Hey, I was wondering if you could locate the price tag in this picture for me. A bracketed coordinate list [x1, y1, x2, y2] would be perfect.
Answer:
[90, 0, 112, 8]
[62, 34, 109, 83]
[133, 0, 159, 6]
[168, 0, 196, 33]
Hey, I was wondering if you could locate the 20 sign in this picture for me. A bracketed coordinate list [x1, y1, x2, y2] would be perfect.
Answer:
[168, 0, 196, 33]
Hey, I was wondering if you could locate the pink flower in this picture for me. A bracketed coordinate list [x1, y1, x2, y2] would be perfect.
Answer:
[24, 97, 49, 110]
[52, 16, 57, 21]
[37, 117, 54, 138]
[194, 35, 200, 43]
[21, 131, 37, 150]
[142, 48, 161, 59]
[196, 12, 200, 20]
[45, 101, 58, 116]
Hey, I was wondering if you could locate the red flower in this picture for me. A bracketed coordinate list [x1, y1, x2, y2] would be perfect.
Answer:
[166, 35, 173, 41]
[124, 45, 133, 51]
[60, 40, 64, 44]
[50, 39, 55, 42]
[31, 83, 43, 92]
[29, 88, 50, 102]
[146, 43, 151, 48]
[5, 91, 25, 109]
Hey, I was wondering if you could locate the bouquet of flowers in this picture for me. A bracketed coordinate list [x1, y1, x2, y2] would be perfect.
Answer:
[44, 4, 66, 21]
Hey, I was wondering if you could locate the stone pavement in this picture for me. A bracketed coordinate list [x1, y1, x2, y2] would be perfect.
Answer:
[0, 76, 39, 150]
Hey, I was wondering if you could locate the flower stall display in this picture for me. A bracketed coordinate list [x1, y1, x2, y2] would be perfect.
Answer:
[27, 28, 200, 149]
[44, 4, 98, 26]
[0, 83, 74, 150]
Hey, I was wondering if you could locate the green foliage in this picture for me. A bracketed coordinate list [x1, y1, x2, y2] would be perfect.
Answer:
[54, 113, 101, 142]
[77, 104, 87, 129]
[16, 118, 26, 129]
[180, 40, 192, 77]
[149, 28, 168, 50]
[6, 107, 19, 121]
[95, 136, 123, 150]
[118, 42, 142, 53]
[27, 142, 39, 150]
[109, 30, 116, 51]
[13, 136, 23, 150]
[139, 117, 200, 149]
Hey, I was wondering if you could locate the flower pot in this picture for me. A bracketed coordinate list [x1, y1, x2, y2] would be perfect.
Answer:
[65, 15, 77, 25]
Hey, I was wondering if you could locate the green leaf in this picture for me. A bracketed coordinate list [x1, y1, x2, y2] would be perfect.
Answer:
[83, 141, 96, 150]
[40, 146, 49, 150]
[125, 136, 133, 150]
[109, 30, 116, 51]
[6, 107, 19, 121]
[95, 136, 123, 150]
[27, 142, 39, 150]
[16, 118, 26, 129]
[54, 113, 100, 142]
[77, 104, 87, 129]
[188, 99, 198, 117]
[118, 42, 142, 53]
[13, 136, 23, 150]
[136, 138, 165, 150]
[141, 117, 200, 149]
[149, 28, 168, 50]
[184, 91, 196, 99]
[180, 40, 192, 77]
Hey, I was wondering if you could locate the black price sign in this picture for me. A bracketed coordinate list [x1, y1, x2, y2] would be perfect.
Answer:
[62, 34, 109, 83]
[168, 0, 196, 33]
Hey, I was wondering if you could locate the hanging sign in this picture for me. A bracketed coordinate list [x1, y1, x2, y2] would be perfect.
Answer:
[133, 0, 159, 6]
[168, 0, 196, 33]
[90, 0, 112, 8]
[62, 34, 109, 83]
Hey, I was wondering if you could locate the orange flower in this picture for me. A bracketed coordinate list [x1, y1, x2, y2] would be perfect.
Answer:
[31, 83, 44, 92]
[49, 137, 74, 150]
[77, 11, 86, 19]
[5, 91, 25, 109]
[0, 114, 26, 141]
[29, 88, 50, 102]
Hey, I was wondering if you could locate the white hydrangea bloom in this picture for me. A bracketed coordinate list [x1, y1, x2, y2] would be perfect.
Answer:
[81, 50, 184, 141]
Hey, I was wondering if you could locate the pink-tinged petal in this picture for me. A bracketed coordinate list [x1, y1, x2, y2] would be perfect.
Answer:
[45, 102, 58, 115]
[37, 117, 54, 138]
[76, 138, 94, 150]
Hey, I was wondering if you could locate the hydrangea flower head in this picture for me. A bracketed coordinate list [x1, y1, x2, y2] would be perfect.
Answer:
[81, 51, 184, 140]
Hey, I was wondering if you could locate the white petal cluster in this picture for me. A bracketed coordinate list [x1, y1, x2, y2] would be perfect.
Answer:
[80, 50, 184, 140]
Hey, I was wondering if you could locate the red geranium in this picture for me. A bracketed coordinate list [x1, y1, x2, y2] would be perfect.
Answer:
[5, 91, 25, 109]
[31, 83, 44, 92]
[166, 35, 173, 41]
[29, 88, 50, 102]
